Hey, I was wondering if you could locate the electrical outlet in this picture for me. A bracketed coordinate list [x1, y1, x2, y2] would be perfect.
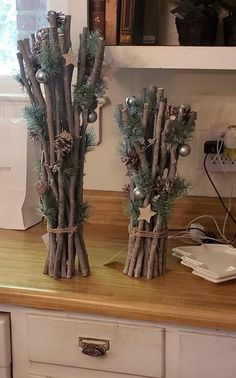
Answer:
[205, 154, 236, 172]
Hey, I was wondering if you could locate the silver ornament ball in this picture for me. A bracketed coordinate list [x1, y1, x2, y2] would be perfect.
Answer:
[36, 69, 49, 83]
[126, 96, 137, 107]
[88, 110, 97, 123]
[178, 144, 191, 157]
[133, 187, 145, 200]
[35, 27, 49, 41]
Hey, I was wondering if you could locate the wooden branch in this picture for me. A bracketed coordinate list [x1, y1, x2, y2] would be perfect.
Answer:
[88, 39, 105, 87]
[44, 83, 56, 165]
[59, 34, 74, 133]
[16, 53, 35, 104]
[151, 98, 165, 179]
[23, 38, 32, 56]
[77, 28, 88, 86]
[48, 12, 58, 44]
[64, 15, 72, 50]
[17, 40, 45, 107]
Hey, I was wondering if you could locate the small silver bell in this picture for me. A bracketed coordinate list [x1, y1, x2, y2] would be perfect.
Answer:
[88, 110, 98, 123]
[133, 187, 145, 200]
[35, 27, 49, 41]
[178, 144, 191, 157]
[126, 96, 137, 107]
[36, 69, 49, 83]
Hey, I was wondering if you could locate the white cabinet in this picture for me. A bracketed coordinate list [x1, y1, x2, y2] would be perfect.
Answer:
[3, 305, 236, 378]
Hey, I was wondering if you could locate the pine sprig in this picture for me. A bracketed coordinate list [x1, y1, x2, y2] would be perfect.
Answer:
[115, 110, 145, 144]
[76, 201, 91, 224]
[132, 163, 153, 192]
[87, 31, 101, 57]
[35, 159, 42, 180]
[13, 73, 25, 90]
[125, 199, 142, 226]
[73, 83, 96, 108]
[39, 44, 63, 75]
[23, 104, 47, 141]
[171, 176, 190, 198]
[40, 189, 58, 226]
[165, 113, 196, 146]
[85, 127, 96, 153]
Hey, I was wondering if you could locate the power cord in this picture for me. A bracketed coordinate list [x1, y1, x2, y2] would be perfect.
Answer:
[203, 154, 236, 226]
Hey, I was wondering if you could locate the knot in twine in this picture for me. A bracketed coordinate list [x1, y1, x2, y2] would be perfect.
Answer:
[47, 225, 79, 234]
[129, 226, 168, 239]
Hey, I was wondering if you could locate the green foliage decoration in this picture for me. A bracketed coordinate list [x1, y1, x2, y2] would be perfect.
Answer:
[23, 104, 47, 141]
[39, 44, 63, 75]
[40, 189, 58, 226]
[85, 127, 96, 153]
[76, 201, 91, 224]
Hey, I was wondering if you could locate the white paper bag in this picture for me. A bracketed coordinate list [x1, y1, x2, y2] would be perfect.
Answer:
[0, 117, 41, 229]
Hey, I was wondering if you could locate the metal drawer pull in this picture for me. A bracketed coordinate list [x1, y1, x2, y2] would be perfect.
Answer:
[78, 337, 110, 357]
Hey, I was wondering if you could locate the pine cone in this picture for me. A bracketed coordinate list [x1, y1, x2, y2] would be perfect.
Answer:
[32, 41, 42, 56]
[121, 151, 138, 169]
[54, 130, 73, 155]
[28, 128, 40, 144]
[35, 180, 48, 196]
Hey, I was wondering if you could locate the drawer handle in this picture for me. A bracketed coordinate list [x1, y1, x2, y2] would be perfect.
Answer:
[78, 337, 110, 357]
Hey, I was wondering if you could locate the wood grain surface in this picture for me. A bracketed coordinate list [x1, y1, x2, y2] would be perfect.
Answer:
[0, 191, 236, 331]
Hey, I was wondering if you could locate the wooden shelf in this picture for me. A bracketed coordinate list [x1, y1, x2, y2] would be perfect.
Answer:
[105, 46, 236, 70]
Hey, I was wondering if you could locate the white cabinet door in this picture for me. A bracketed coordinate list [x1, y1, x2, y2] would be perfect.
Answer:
[179, 330, 236, 378]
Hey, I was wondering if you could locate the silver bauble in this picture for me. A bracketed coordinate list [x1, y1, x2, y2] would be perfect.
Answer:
[36, 69, 49, 83]
[133, 187, 145, 200]
[126, 96, 137, 107]
[35, 27, 49, 41]
[88, 110, 97, 123]
[178, 144, 191, 157]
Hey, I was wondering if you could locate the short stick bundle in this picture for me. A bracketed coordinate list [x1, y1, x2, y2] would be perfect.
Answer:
[116, 87, 197, 279]
[16, 11, 106, 278]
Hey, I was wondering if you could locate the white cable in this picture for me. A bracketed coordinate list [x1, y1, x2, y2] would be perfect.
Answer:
[186, 215, 229, 243]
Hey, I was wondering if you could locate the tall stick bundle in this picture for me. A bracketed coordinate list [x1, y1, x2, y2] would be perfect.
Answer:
[16, 11, 106, 278]
[115, 87, 197, 279]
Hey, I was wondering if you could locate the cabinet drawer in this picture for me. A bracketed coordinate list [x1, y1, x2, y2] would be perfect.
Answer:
[27, 314, 164, 378]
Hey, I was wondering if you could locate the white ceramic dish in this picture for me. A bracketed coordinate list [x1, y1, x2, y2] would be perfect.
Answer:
[172, 244, 236, 283]
[192, 269, 236, 283]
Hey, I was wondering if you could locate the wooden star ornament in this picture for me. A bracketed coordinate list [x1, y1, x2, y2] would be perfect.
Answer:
[138, 204, 157, 223]
[62, 48, 76, 66]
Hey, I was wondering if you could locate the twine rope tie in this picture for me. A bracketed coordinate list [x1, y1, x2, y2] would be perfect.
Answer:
[129, 226, 169, 239]
[47, 225, 79, 234]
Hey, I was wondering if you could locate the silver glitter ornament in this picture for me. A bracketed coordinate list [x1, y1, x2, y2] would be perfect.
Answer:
[35, 27, 49, 41]
[178, 144, 191, 157]
[126, 96, 137, 107]
[36, 69, 49, 83]
[88, 110, 97, 123]
[133, 187, 145, 200]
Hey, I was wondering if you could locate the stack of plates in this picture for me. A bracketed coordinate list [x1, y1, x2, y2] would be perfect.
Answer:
[172, 244, 236, 283]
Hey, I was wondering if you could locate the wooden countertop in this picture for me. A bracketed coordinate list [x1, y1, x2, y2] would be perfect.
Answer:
[0, 221, 236, 332]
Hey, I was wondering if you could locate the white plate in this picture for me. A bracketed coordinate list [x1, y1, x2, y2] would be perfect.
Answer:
[192, 269, 236, 283]
[172, 244, 236, 278]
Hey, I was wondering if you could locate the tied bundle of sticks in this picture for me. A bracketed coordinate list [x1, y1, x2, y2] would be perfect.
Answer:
[16, 11, 106, 278]
[116, 87, 197, 279]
